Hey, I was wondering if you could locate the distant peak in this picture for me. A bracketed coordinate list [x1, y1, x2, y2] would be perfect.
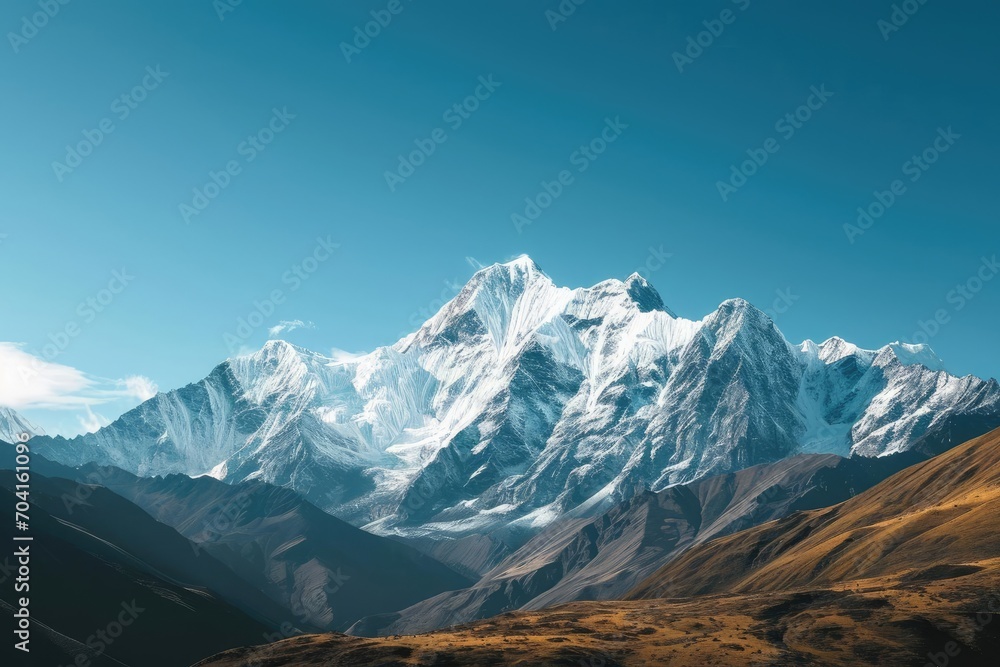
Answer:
[0, 407, 45, 441]
[623, 273, 670, 314]
[503, 254, 540, 270]
[624, 272, 647, 285]
[819, 337, 863, 362]
[471, 254, 542, 278]
[717, 297, 755, 313]
[244, 339, 318, 363]
[886, 341, 946, 372]
[465, 255, 552, 294]
[261, 339, 299, 354]
[798, 336, 878, 366]
[708, 298, 783, 338]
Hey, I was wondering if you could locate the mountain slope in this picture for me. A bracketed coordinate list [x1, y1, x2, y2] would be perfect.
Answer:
[0, 469, 301, 624]
[27, 456, 473, 632]
[630, 425, 1000, 600]
[0, 478, 278, 667]
[0, 406, 42, 443]
[348, 450, 922, 636]
[31, 257, 1000, 542]
[194, 428, 1000, 667]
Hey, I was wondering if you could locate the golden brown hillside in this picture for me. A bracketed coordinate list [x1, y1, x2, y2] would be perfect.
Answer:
[194, 428, 1000, 666]
[629, 426, 1000, 599]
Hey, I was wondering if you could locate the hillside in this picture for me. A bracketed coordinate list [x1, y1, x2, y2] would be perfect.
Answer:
[630, 427, 1000, 599]
[195, 428, 1000, 666]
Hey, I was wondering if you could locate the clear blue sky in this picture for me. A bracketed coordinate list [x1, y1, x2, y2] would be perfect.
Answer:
[1, 1, 998, 434]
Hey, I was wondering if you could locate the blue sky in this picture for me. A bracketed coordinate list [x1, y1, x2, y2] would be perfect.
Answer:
[1, 0, 998, 435]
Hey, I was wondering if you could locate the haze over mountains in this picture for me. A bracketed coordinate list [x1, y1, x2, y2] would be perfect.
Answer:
[28, 257, 1000, 546]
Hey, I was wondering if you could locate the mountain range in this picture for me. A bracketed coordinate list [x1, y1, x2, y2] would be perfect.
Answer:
[28, 257, 1000, 548]
[6, 256, 1000, 665]
[26, 256, 1000, 553]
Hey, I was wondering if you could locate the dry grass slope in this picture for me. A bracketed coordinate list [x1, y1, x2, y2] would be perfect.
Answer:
[194, 428, 1000, 666]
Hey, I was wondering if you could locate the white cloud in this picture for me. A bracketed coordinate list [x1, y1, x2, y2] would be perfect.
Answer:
[122, 375, 158, 401]
[0, 343, 161, 436]
[77, 405, 111, 434]
[0, 342, 94, 409]
[268, 319, 315, 338]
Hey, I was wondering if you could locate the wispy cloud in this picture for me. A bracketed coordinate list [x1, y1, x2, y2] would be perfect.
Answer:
[268, 319, 315, 337]
[121, 375, 158, 401]
[77, 405, 111, 434]
[0, 342, 94, 409]
[0, 342, 158, 421]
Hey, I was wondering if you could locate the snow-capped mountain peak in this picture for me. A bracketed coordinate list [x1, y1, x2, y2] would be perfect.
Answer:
[800, 336, 945, 373]
[886, 341, 946, 372]
[31, 257, 1000, 541]
[623, 272, 670, 314]
[0, 407, 43, 443]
